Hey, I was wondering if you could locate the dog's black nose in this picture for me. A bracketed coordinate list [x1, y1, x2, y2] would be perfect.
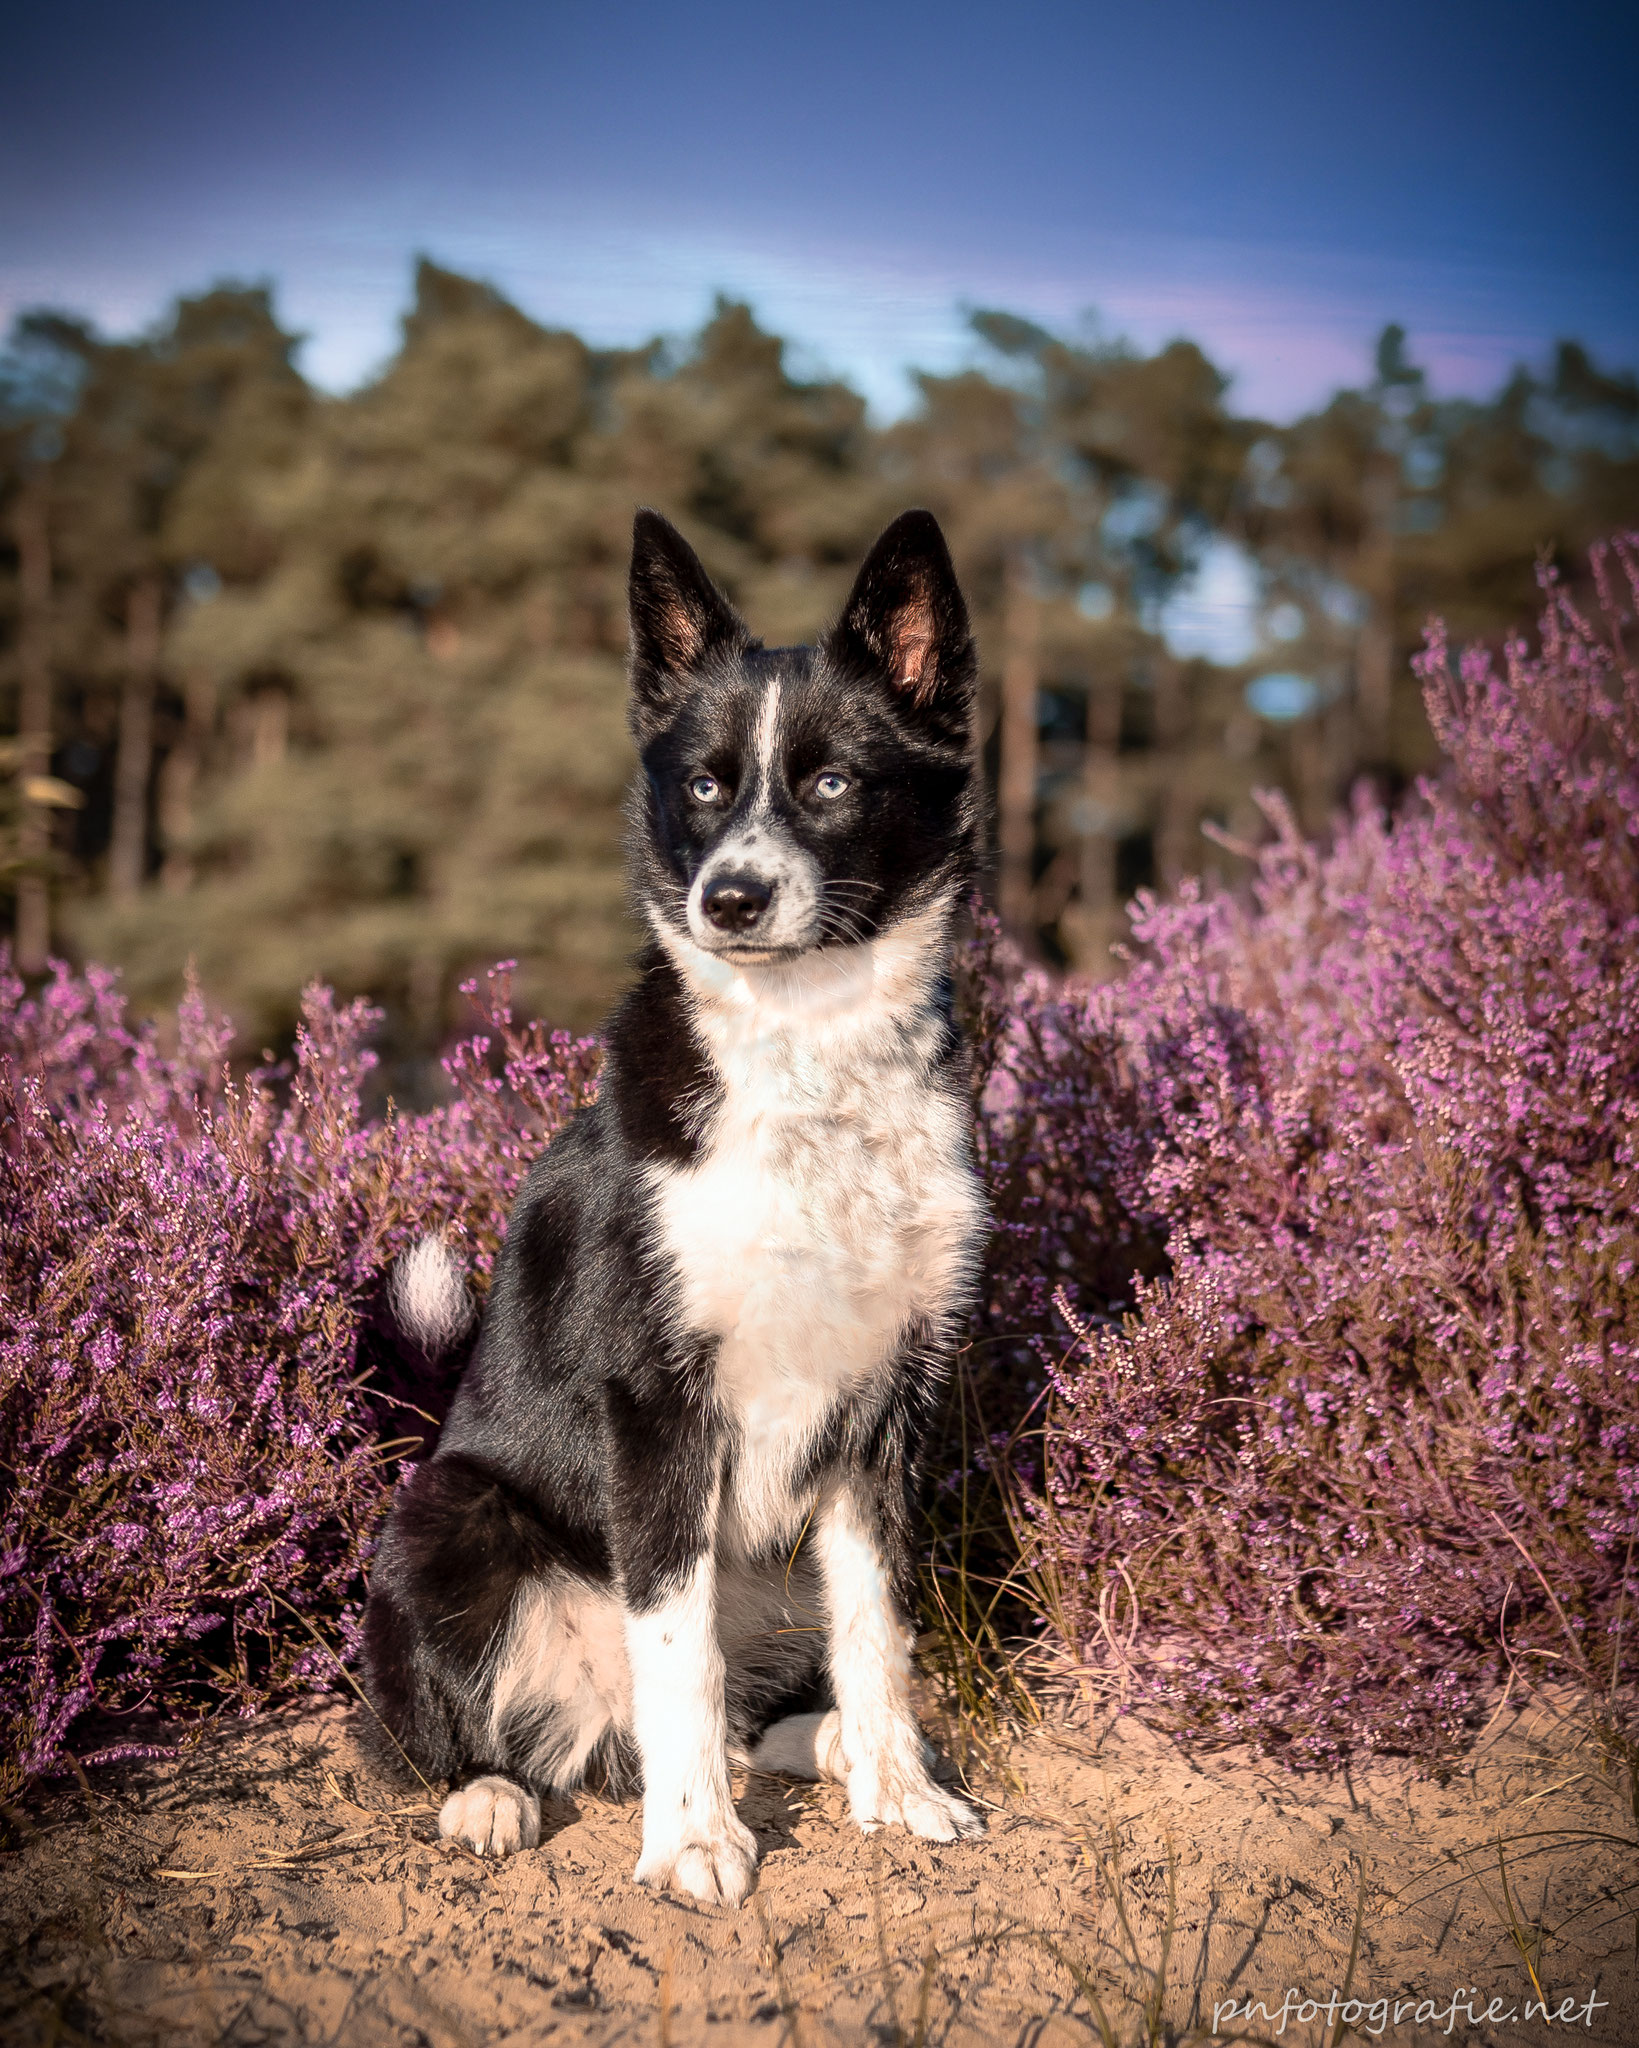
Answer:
[702, 873, 774, 933]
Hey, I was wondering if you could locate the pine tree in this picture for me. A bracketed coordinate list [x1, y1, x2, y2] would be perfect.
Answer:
[5, 266, 1634, 1062]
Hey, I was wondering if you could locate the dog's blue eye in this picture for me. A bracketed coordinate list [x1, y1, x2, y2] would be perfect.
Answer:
[814, 773, 850, 801]
[688, 776, 722, 803]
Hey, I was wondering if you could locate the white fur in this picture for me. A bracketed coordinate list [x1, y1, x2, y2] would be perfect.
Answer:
[389, 1236, 473, 1355]
[752, 675, 783, 803]
[438, 1774, 541, 1856]
[687, 819, 821, 955]
[816, 1487, 981, 1841]
[626, 1550, 759, 1906]
[750, 1707, 846, 1780]
[486, 1578, 631, 1788]
[649, 899, 986, 1559]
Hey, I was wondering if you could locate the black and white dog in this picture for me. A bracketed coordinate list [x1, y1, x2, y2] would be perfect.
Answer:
[361, 508, 987, 1905]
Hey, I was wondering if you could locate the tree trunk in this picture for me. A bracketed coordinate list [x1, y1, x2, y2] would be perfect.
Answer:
[251, 689, 289, 769]
[1152, 653, 1197, 890]
[158, 670, 216, 893]
[996, 553, 1039, 942]
[1068, 675, 1123, 978]
[11, 478, 54, 971]
[1292, 715, 1330, 837]
[109, 575, 163, 901]
[1355, 459, 1397, 763]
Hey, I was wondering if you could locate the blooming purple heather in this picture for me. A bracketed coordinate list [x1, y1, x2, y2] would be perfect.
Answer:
[2, 541, 1636, 1786]
[970, 537, 1639, 1765]
[0, 960, 597, 1795]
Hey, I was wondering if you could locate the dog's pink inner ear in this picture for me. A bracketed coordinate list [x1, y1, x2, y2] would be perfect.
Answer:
[656, 591, 708, 672]
[889, 585, 938, 702]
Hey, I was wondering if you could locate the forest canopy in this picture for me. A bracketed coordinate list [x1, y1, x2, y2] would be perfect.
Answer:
[3, 261, 1635, 1073]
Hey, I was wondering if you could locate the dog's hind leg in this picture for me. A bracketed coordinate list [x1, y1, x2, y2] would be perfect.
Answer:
[749, 1708, 846, 1781]
[750, 1708, 935, 1782]
[487, 1577, 633, 1793]
[362, 1450, 619, 1857]
[435, 1578, 630, 1854]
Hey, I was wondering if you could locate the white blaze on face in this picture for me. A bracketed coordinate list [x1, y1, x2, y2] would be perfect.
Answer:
[752, 675, 783, 810]
[685, 673, 822, 955]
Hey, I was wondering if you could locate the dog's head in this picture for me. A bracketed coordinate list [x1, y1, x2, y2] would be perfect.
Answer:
[626, 508, 978, 964]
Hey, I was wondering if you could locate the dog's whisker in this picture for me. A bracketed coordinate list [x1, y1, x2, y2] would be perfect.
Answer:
[815, 909, 870, 946]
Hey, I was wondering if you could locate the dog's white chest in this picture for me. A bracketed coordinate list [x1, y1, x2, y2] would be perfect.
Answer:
[647, 931, 985, 1553]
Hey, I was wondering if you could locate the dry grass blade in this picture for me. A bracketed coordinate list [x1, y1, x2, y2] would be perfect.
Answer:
[1327, 1856, 1369, 2048]
[1494, 1835, 1550, 2009]
[268, 1591, 437, 1796]
[154, 1805, 432, 1880]
[753, 1898, 807, 2048]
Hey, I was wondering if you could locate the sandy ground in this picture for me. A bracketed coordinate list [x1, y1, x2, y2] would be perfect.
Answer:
[1, 1686, 1633, 2048]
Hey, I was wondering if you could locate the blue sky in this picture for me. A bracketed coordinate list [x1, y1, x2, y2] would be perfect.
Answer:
[3, 0, 1635, 419]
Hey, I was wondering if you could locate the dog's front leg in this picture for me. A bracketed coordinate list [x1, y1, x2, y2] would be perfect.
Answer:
[613, 1386, 757, 1906]
[816, 1478, 983, 1843]
[626, 1547, 757, 1904]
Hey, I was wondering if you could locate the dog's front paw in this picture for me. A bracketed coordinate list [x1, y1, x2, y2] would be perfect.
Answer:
[846, 1755, 985, 1843]
[439, 1774, 541, 1856]
[634, 1807, 759, 1906]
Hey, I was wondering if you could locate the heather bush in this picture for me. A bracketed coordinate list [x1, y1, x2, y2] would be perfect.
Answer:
[4, 541, 1636, 1791]
[982, 538, 1639, 1765]
[0, 959, 596, 1795]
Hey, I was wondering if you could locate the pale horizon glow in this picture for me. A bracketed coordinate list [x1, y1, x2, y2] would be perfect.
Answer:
[1, 201, 1617, 425]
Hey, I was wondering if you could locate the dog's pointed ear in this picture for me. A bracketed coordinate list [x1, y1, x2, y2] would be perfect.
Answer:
[628, 509, 750, 728]
[825, 512, 975, 741]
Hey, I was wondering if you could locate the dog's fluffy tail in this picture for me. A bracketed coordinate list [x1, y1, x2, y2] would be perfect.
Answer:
[388, 1235, 476, 1356]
